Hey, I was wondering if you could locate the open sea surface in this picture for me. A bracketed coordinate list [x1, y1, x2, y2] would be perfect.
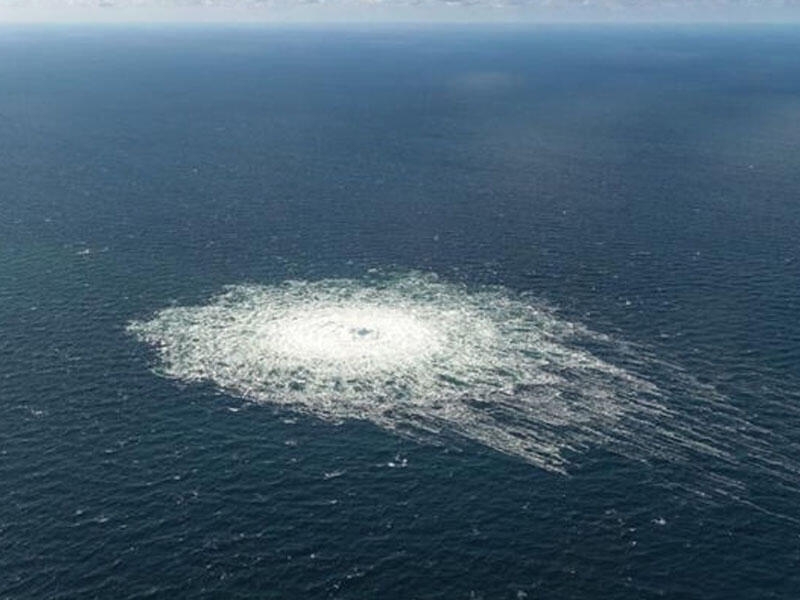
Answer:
[1, 25, 800, 598]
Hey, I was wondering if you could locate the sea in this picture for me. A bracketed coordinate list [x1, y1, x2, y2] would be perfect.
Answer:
[1, 24, 799, 599]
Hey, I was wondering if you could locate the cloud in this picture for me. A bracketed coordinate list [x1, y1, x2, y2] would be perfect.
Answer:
[2, 0, 800, 22]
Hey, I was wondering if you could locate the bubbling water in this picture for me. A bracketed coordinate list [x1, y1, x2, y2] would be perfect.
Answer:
[258, 305, 445, 368]
[127, 272, 797, 486]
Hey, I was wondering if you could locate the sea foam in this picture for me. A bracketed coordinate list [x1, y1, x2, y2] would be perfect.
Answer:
[127, 272, 796, 487]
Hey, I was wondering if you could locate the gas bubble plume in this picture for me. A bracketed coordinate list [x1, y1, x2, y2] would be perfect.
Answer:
[127, 272, 798, 486]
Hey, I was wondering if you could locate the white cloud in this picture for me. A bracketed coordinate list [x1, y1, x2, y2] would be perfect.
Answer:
[2, 0, 799, 22]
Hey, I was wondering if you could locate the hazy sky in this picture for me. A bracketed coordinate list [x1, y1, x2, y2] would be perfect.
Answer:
[1, 0, 799, 22]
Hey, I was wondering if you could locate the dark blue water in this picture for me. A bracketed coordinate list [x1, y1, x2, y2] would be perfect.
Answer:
[2, 25, 800, 598]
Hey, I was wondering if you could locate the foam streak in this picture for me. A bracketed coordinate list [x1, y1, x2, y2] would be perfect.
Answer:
[127, 272, 798, 497]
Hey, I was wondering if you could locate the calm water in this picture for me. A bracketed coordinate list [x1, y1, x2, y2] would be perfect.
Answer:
[1, 25, 800, 598]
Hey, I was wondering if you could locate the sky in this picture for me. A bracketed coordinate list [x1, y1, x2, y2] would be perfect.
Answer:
[1, 0, 799, 23]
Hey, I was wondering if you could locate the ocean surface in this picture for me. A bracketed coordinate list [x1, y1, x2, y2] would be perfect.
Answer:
[1, 25, 800, 598]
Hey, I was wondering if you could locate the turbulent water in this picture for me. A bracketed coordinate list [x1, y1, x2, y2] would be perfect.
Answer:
[3, 26, 800, 600]
[131, 272, 658, 473]
[129, 272, 798, 497]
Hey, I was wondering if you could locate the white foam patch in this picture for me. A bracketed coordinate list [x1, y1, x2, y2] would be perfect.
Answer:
[127, 272, 798, 487]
